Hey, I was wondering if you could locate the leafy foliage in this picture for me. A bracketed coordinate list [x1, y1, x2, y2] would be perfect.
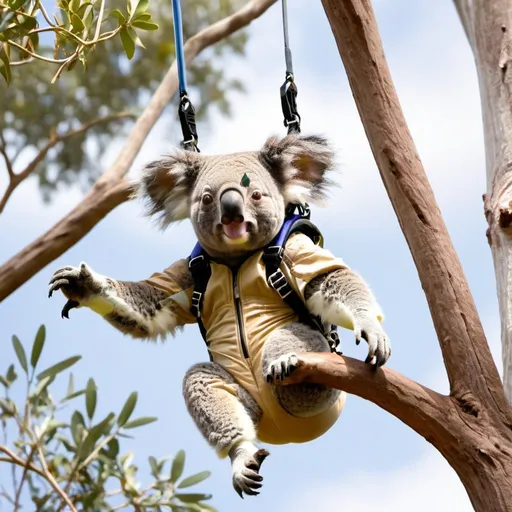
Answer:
[0, 0, 247, 201]
[0, 325, 217, 511]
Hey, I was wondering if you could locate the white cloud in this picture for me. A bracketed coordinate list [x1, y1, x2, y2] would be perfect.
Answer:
[286, 447, 472, 512]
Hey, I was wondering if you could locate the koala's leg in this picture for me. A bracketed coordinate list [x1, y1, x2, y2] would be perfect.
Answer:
[182, 362, 268, 498]
[262, 322, 341, 418]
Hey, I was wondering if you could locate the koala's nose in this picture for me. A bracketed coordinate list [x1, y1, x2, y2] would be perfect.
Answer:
[220, 189, 245, 225]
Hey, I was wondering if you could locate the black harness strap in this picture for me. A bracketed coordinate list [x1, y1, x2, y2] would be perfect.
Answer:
[188, 252, 213, 360]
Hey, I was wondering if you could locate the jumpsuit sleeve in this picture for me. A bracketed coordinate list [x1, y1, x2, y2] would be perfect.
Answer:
[283, 232, 348, 302]
[142, 258, 197, 326]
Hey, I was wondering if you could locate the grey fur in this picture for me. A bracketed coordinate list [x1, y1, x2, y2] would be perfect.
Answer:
[183, 362, 262, 454]
[262, 322, 341, 418]
[49, 134, 390, 499]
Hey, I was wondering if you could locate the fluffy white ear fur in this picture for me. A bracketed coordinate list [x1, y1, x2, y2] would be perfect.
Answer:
[260, 134, 336, 206]
[138, 151, 200, 228]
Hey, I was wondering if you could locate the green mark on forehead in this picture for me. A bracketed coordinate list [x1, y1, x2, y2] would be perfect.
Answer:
[240, 173, 250, 187]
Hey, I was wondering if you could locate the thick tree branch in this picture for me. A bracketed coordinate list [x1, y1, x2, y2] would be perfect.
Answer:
[0, 112, 135, 215]
[0, 132, 14, 178]
[320, 0, 510, 418]
[455, 0, 512, 403]
[278, 353, 450, 441]
[0, 0, 276, 302]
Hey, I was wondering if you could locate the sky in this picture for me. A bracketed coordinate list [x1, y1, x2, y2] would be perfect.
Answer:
[0, 0, 502, 511]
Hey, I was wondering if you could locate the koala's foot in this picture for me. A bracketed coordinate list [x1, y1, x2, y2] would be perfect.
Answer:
[265, 353, 298, 383]
[229, 442, 269, 498]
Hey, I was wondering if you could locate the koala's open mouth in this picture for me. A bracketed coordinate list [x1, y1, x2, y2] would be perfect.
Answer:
[222, 222, 250, 245]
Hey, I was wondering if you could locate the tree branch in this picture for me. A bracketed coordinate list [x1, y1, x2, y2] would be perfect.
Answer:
[0, 132, 14, 178]
[0, 0, 277, 302]
[278, 353, 453, 440]
[0, 112, 135, 215]
[320, 0, 511, 419]
[453, 0, 475, 48]
[0, 445, 76, 512]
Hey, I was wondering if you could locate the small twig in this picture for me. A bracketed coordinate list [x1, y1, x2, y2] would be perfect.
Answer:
[6, 39, 70, 63]
[38, 1, 56, 27]
[0, 112, 135, 214]
[13, 444, 37, 510]
[0, 132, 14, 178]
[93, 0, 106, 41]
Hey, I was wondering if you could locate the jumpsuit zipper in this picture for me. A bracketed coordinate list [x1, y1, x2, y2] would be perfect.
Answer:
[232, 272, 250, 359]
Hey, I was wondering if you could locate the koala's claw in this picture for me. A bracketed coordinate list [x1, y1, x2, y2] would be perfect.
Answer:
[354, 319, 391, 368]
[232, 449, 269, 499]
[48, 278, 70, 298]
[265, 353, 298, 383]
[61, 299, 80, 319]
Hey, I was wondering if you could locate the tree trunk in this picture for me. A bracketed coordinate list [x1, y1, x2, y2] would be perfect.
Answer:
[454, 0, 512, 403]
[317, 1, 512, 509]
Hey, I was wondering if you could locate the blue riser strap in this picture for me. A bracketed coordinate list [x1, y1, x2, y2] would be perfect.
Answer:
[171, 0, 187, 95]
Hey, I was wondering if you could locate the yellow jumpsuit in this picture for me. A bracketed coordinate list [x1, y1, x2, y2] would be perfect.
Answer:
[145, 233, 349, 445]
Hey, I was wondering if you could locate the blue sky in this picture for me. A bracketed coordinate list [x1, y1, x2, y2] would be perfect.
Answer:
[0, 0, 500, 510]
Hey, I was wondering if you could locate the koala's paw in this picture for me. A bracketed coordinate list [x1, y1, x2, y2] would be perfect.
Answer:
[232, 449, 269, 499]
[48, 263, 106, 318]
[353, 314, 391, 367]
[264, 353, 299, 384]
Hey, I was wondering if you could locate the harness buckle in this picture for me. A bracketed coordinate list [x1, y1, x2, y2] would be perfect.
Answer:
[191, 290, 203, 318]
[268, 269, 292, 299]
[188, 254, 205, 270]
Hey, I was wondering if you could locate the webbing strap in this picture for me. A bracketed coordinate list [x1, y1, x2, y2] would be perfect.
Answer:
[280, 0, 301, 134]
[171, 0, 200, 152]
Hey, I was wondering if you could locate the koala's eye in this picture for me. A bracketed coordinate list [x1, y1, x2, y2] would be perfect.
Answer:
[202, 193, 213, 206]
[251, 190, 262, 201]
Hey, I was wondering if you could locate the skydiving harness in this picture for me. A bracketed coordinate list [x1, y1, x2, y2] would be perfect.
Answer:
[170, 1, 339, 355]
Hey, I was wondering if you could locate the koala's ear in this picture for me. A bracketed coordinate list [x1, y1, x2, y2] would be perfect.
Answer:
[259, 134, 336, 206]
[138, 150, 201, 228]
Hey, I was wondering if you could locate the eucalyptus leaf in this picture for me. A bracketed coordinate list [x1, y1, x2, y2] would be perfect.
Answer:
[120, 26, 135, 59]
[71, 410, 86, 445]
[123, 416, 157, 429]
[85, 378, 97, 420]
[6, 364, 17, 383]
[12, 335, 28, 374]
[109, 9, 126, 24]
[37, 355, 81, 380]
[62, 389, 86, 402]
[175, 493, 212, 503]
[131, 0, 149, 20]
[117, 391, 137, 427]
[131, 20, 158, 30]
[178, 471, 211, 489]
[0, 375, 9, 388]
[31, 325, 46, 368]
[67, 373, 74, 396]
[171, 450, 185, 483]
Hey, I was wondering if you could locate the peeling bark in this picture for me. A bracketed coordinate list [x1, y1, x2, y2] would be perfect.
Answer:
[455, 0, 512, 402]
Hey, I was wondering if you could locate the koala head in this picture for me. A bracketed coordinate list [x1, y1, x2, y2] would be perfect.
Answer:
[139, 134, 335, 261]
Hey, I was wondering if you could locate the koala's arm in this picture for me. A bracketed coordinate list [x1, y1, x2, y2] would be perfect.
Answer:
[284, 233, 391, 366]
[48, 260, 195, 340]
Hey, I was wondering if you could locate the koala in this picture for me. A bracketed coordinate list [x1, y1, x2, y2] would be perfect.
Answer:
[48, 134, 391, 499]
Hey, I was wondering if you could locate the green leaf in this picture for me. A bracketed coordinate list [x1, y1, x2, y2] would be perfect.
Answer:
[69, 0, 80, 13]
[17, 14, 37, 31]
[33, 376, 53, 397]
[170, 450, 185, 483]
[62, 389, 86, 401]
[37, 355, 81, 380]
[85, 378, 97, 420]
[178, 471, 211, 489]
[0, 375, 8, 388]
[31, 325, 46, 369]
[110, 9, 126, 24]
[0, 398, 16, 415]
[120, 26, 135, 59]
[8, 0, 26, 9]
[131, 20, 158, 30]
[175, 493, 212, 503]
[71, 410, 86, 445]
[6, 364, 17, 384]
[131, 0, 149, 20]
[133, 12, 151, 21]
[123, 416, 157, 429]
[70, 13, 84, 32]
[117, 391, 137, 427]
[12, 335, 28, 374]
[102, 438, 119, 459]
[148, 455, 158, 476]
